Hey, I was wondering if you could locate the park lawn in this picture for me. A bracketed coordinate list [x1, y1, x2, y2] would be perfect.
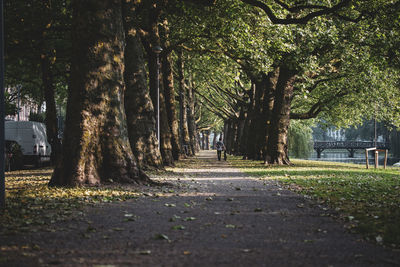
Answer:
[230, 156, 400, 248]
[0, 168, 143, 234]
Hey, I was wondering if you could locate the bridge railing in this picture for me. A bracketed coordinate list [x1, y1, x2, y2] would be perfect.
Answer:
[314, 141, 390, 150]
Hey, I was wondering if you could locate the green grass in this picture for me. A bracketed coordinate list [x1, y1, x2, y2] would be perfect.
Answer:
[230, 156, 400, 248]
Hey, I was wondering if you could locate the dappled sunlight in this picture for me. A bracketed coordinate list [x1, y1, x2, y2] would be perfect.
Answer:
[231, 154, 400, 248]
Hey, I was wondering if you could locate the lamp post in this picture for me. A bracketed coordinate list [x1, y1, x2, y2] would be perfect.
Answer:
[153, 45, 162, 150]
[1, 0, 5, 209]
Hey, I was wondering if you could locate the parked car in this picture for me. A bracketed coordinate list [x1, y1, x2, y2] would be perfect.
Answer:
[5, 140, 24, 171]
[5, 121, 51, 167]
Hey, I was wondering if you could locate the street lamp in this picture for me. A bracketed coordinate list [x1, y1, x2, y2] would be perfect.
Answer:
[153, 45, 162, 150]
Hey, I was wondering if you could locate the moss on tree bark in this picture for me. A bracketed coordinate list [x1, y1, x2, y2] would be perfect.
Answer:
[49, 0, 150, 186]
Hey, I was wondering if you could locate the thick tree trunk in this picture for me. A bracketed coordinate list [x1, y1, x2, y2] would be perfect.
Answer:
[187, 83, 197, 155]
[122, 5, 162, 169]
[204, 130, 210, 150]
[161, 19, 181, 160]
[265, 64, 296, 165]
[50, 0, 149, 186]
[246, 75, 267, 160]
[40, 53, 61, 165]
[235, 106, 246, 155]
[212, 131, 217, 149]
[177, 50, 191, 155]
[262, 66, 280, 159]
[240, 88, 253, 158]
[226, 120, 236, 154]
[142, 2, 174, 166]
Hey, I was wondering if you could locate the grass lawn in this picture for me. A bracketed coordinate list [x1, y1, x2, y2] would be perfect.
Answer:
[230, 156, 400, 248]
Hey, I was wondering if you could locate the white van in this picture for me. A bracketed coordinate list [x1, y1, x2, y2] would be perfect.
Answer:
[5, 121, 51, 166]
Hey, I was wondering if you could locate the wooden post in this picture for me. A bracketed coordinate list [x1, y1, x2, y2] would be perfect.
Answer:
[365, 149, 369, 169]
[374, 150, 378, 169]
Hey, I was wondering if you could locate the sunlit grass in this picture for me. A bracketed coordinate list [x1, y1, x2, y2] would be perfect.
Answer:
[1, 168, 142, 234]
[230, 156, 400, 248]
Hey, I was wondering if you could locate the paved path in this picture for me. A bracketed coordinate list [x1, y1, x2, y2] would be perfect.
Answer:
[1, 150, 400, 266]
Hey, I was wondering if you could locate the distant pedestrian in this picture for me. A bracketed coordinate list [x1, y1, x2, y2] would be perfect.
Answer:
[216, 137, 225, 161]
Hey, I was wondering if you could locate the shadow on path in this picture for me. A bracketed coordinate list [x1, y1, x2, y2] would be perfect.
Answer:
[1, 151, 400, 267]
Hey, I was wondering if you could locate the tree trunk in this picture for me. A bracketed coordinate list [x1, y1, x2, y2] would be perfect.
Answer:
[246, 75, 267, 160]
[177, 50, 191, 155]
[142, 1, 174, 166]
[240, 88, 253, 158]
[265, 64, 296, 165]
[262, 66, 279, 159]
[235, 106, 246, 155]
[204, 130, 210, 150]
[50, 0, 149, 186]
[40, 52, 61, 165]
[122, 4, 162, 169]
[161, 19, 181, 160]
[212, 131, 217, 149]
[187, 81, 197, 155]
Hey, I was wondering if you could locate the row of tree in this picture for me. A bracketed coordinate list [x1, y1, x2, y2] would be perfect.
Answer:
[190, 0, 400, 165]
[5, 0, 400, 186]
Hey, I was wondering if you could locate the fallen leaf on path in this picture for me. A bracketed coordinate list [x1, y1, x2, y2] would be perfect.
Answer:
[172, 225, 185, 230]
[165, 203, 176, 207]
[183, 217, 196, 221]
[139, 250, 151, 255]
[225, 224, 236, 228]
[169, 215, 181, 222]
[154, 234, 169, 240]
[183, 251, 191, 255]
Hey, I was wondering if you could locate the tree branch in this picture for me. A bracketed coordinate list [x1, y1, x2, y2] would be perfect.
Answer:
[241, 0, 352, 25]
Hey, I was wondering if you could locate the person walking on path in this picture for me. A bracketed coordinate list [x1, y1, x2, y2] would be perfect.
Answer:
[216, 137, 225, 161]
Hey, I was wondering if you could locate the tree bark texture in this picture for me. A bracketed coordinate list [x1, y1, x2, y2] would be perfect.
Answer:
[246, 76, 267, 160]
[204, 130, 210, 150]
[50, 0, 148, 186]
[235, 106, 246, 155]
[265, 64, 296, 165]
[142, 2, 174, 166]
[122, 5, 163, 169]
[177, 50, 191, 155]
[40, 53, 61, 165]
[240, 85, 254, 158]
[261, 66, 279, 158]
[211, 131, 217, 149]
[187, 83, 198, 155]
[161, 19, 181, 160]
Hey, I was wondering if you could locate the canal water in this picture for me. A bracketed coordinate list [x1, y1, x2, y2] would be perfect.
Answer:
[308, 150, 400, 166]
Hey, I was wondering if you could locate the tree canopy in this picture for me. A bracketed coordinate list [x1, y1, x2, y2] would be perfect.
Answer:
[3, 0, 400, 185]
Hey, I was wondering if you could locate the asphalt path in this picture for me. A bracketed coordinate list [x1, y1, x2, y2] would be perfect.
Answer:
[1, 150, 400, 266]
